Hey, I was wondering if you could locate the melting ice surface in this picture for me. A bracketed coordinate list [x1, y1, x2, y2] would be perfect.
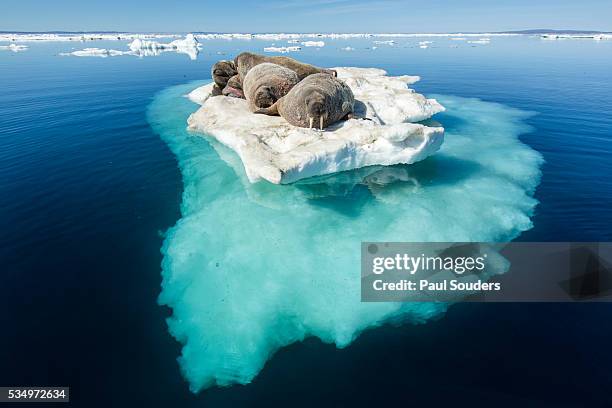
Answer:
[147, 82, 543, 391]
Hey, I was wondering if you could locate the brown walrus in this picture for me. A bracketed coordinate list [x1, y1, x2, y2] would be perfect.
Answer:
[221, 75, 244, 98]
[234, 52, 336, 84]
[242, 63, 299, 112]
[211, 60, 238, 95]
[255, 73, 355, 130]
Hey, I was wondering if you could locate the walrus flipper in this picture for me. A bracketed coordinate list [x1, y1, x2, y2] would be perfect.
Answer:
[254, 101, 280, 116]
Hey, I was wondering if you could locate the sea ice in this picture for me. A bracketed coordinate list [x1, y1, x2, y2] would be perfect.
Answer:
[468, 38, 491, 44]
[60, 47, 128, 57]
[0, 44, 28, 52]
[263, 46, 302, 53]
[147, 83, 543, 391]
[129, 34, 202, 60]
[301, 41, 325, 47]
[187, 67, 445, 184]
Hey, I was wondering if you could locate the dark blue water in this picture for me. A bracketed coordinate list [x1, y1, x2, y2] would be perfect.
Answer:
[1, 37, 611, 407]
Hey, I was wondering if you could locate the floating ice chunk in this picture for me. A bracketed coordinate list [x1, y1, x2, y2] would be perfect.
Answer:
[263, 46, 301, 53]
[468, 38, 491, 44]
[341, 46, 355, 51]
[147, 83, 543, 391]
[187, 68, 445, 184]
[541, 33, 612, 40]
[129, 34, 201, 60]
[450, 37, 467, 41]
[419, 40, 433, 49]
[373, 40, 395, 45]
[0, 43, 28, 52]
[60, 47, 129, 57]
[0, 33, 179, 42]
[301, 40, 325, 47]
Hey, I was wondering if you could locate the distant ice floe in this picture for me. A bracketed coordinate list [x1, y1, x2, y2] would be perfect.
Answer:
[341, 46, 355, 51]
[128, 34, 202, 60]
[59, 48, 129, 57]
[450, 37, 467, 41]
[0, 33, 180, 42]
[59, 34, 202, 60]
[468, 38, 491, 45]
[263, 46, 301, 53]
[373, 40, 395, 45]
[0, 43, 28, 52]
[541, 33, 612, 40]
[301, 40, 325, 47]
[194, 32, 519, 41]
[187, 67, 444, 184]
[0, 32, 520, 44]
[419, 41, 433, 49]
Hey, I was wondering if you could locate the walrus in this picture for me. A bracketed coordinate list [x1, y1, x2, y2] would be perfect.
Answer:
[211, 60, 238, 91]
[221, 74, 244, 98]
[255, 73, 355, 130]
[234, 52, 336, 84]
[242, 63, 299, 112]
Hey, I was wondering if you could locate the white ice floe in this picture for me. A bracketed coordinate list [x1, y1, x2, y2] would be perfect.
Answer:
[187, 67, 444, 184]
[263, 46, 302, 53]
[341, 46, 355, 51]
[419, 41, 433, 49]
[450, 37, 467, 41]
[60, 47, 129, 57]
[373, 40, 395, 45]
[0, 33, 179, 42]
[468, 38, 491, 44]
[0, 43, 28, 52]
[0, 32, 520, 43]
[129, 34, 202, 60]
[541, 33, 612, 40]
[301, 41, 325, 47]
[59, 34, 202, 59]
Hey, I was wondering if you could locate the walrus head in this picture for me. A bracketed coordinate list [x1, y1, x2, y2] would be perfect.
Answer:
[254, 86, 277, 109]
[211, 60, 238, 88]
[305, 92, 328, 130]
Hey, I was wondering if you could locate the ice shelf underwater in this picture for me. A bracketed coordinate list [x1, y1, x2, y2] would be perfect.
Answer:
[187, 67, 445, 184]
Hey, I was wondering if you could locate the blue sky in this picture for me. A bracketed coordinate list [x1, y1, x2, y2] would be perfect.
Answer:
[1, 0, 611, 33]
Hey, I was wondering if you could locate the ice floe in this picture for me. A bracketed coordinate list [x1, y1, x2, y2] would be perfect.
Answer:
[419, 41, 433, 49]
[0, 33, 180, 42]
[301, 41, 325, 47]
[541, 33, 612, 40]
[129, 34, 202, 60]
[60, 47, 129, 57]
[468, 38, 491, 44]
[187, 67, 444, 184]
[0, 32, 520, 44]
[263, 46, 302, 53]
[59, 34, 202, 60]
[0, 44, 28, 52]
[148, 83, 543, 390]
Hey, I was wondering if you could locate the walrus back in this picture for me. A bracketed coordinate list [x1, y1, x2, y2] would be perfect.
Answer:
[243, 63, 300, 112]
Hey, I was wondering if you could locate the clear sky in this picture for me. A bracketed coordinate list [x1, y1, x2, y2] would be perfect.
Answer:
[1, 0, 610, 33]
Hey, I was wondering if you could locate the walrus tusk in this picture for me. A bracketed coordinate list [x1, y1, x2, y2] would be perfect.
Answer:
[309, 117, 314, 129]
[320, 116, 324, 130]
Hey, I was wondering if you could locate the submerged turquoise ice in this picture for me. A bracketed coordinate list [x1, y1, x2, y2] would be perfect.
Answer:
[147, 82, 543, 391]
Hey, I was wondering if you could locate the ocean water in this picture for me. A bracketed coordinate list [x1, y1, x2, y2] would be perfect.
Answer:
[1, 36, 612, 406]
